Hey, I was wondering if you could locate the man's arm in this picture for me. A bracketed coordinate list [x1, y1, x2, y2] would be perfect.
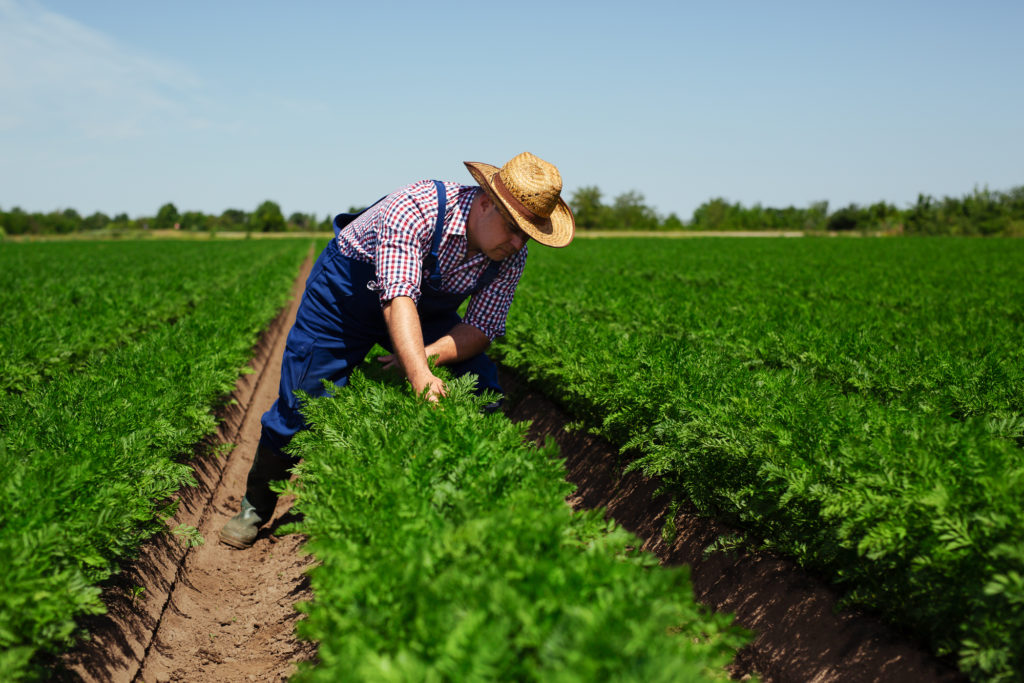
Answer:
[381, 296, 446, 402]
[423, 322, 490, 366]
[378, 311, 491, 392]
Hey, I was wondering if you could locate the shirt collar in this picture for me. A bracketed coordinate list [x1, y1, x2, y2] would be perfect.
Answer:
[447, 186, 480, 239]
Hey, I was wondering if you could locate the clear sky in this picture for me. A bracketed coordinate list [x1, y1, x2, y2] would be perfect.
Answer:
[1, 0, 1021, 222]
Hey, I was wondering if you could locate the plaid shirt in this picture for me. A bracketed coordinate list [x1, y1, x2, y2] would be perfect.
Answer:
[336, 180, 527, 340]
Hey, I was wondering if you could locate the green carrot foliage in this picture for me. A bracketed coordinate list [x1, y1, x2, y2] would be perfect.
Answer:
[494, 237, 1024, 682]
[287, 369, 750, 681]
[0, 239, 310, 680]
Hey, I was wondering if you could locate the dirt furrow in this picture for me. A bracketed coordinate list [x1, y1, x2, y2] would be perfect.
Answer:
[500, 369, 965, 683]
[60, 249, 316, 683]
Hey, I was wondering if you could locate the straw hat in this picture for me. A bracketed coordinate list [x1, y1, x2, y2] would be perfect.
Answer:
[464, 152, 575, 247]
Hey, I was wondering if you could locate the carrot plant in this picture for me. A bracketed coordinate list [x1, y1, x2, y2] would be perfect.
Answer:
[286, 369, 750, 681]
[494, 237, 1024, 682]
[0, 241, 291, 392]
[0, 239, 310, 680]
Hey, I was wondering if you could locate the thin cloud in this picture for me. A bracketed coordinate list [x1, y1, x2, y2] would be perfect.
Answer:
[0, 0, 205, 139]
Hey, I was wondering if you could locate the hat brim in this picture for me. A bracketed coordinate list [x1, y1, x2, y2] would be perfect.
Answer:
[464, 161, 575, 248]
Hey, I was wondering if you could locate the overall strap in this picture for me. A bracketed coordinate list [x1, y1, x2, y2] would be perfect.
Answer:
[474, 260, 502, 293]
[333, 194, 389, 238]
[422, 180, 448, 289]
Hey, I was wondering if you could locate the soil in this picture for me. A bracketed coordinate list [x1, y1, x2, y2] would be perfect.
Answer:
[58, 250, 317, 683]
[500, 371, 966, 683]
[55, 250, 965, 683]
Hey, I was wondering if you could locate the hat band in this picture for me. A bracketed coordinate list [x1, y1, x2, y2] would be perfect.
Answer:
[491, 173, 547, 228]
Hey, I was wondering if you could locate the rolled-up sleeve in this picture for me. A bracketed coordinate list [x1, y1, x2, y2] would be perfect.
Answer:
[373, 194, 432, 305]
[462, 248, 527, 340]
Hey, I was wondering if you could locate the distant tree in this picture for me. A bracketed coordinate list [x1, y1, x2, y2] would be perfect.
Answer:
[218, 208, 248, 231]
[742, 203, 765, 230]
[827, 204, 861, 231]
[861, 201, 900, 232]
[109, 213, 134, 230]
[961, 187, 1006, 236]
[610, 191, 659, 231]
[905, 194, 935, 234]
[251, 200, 286, 232]
[179, 211, 210, 231]
[690, 197, 736, 231]
[569, 186, 606, 230]
[82, 211, 111, 232]
[805, 201, 830, 231]
[1006, 186, 1024, 236]
[39, 209, 81, 234]
[288, 212, 319, 231]
[154, 203, 180, 230]
[661, 212, 685, 231]
[1, 207, 31, 235]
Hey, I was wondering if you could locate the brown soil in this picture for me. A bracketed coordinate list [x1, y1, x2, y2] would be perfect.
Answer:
[55, 248, 964, 683]
[59, 250, 317, 683]
[500, 369, 966, 683]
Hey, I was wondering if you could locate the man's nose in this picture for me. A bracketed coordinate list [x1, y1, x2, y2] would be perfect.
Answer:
[510, 232, 525, 250]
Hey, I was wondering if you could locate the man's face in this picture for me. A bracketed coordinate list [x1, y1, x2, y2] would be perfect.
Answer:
[468, 193, 530, 261]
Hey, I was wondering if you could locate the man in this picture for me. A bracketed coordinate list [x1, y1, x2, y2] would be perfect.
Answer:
[219, 152, 575, 548]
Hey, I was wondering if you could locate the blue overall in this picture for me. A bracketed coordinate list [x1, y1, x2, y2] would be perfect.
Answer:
[259, 181, 504, 459]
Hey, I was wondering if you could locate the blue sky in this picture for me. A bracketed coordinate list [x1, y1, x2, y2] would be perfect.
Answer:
[1, 0, 1021, 221]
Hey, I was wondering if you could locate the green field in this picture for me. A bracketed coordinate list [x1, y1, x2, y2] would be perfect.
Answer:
[0, 239, 310, 680]
[494, 236, 1024, 682]
[286, 370, 749, 681]
[3, 236, 1022, 682]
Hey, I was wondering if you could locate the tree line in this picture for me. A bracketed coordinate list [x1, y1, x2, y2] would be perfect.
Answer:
[2, 185, 1023, 238]
[0, 200, 333, 237]
[570, 185, 1024, 236]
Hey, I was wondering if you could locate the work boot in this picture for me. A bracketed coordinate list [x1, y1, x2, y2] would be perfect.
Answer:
[218, 446, 293, 549]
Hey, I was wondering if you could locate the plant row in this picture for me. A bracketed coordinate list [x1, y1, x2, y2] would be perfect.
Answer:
[0, 241, 294, 392]
[284, 367, 750, 681]
[493, 237, 1024, 682]
[0, 239, 310, 681]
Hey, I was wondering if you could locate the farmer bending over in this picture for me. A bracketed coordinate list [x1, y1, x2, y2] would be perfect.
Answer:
[219, 152, 575, 548]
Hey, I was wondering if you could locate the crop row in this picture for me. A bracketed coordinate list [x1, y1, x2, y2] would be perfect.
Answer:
[0, 240, 310, 680]
[285, 367, 750, 681]
[494, 237, 1024, 682]
[0, 241, 292, 393]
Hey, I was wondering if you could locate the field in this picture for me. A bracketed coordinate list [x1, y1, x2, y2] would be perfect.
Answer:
[1, 235, 1021, 682]
[0, 240, 310, 679]
[494, 236, 1024, 682]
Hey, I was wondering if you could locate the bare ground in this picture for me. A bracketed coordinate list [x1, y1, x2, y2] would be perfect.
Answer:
[59, 250, 317, 683]
[499, 369, 966, 683]
[55, 249, 965, 682]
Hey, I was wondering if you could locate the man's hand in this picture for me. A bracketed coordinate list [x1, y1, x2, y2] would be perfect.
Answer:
[376, 352, 446, 402]
[409, 369, 447, 402]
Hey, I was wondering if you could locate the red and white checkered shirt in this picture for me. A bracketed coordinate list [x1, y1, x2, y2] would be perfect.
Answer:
[336, 179, 527, 340]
